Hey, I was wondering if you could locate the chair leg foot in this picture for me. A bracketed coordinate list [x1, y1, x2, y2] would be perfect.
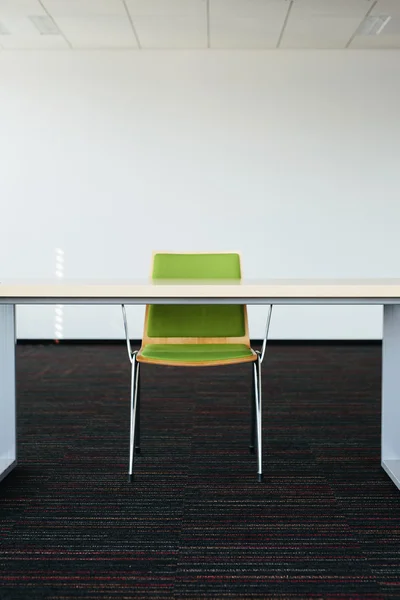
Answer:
[257, 473, 263, 483]
[135, 447, 141, 455]
[128, 473, 134, 483]
[249, 445, 255, 454]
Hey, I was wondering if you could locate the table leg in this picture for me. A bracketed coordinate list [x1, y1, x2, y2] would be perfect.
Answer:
[382, 304, 400, 490]
[0, 304, 17, 482]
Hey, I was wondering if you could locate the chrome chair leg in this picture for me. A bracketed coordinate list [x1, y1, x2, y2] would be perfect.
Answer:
[128, 355, 140, 482]
[249, 365, 256, 454]
[135, 363, 141, 455]
[253, 356, 263, 482]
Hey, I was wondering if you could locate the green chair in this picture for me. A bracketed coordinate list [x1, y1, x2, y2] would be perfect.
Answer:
[121, 252, 272, 482]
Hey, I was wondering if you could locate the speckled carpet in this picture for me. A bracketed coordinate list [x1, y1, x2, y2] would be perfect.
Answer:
[0, 343, 399, 599]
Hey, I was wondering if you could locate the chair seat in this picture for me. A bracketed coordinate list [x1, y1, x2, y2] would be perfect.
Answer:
[137, 343, 257, 366]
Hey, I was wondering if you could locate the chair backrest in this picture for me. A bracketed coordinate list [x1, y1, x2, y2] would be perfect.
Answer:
[142, 252, 250, 345]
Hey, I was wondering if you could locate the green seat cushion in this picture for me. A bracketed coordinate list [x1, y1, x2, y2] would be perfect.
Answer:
[147, 305, 245, 337]
[149, 253, 245, 338]
[139, 344, 254, 363]
[153, 253, 241, 279]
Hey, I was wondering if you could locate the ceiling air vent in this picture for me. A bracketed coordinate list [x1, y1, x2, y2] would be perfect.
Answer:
[29, 15, 61, 35]
[356, 14, 391, 36]
[0, 21, 10, 35]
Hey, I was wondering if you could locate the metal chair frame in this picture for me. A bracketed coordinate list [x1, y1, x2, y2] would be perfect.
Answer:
[122, 304, 273, 483]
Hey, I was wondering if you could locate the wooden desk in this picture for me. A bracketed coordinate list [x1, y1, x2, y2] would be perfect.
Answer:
[1, 278, 399, 490]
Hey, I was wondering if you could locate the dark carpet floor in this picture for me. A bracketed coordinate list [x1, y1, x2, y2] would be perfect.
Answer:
[0, 343, 400, 599]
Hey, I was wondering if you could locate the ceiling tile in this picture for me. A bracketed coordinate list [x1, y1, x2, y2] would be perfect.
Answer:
[348, 0, 400, 48]
[126, 0, 206, 17]
[211, 0, 290, 19]
[210, 0, 290, 48]
[0, 1, 69, 49]
[0, 16, 68, 48]
[349, 14, 400, 48]
[384, 17, 400, 35]
[54, 15, 138, 48]
[0, 0, 46, 17]
[289, 0, 374, 17]
[1, 0, 399, 50]
[372, 0, 400, 16]
[131, 16, 206, 48]
[42, 0, 127, 18]
[349, 34, 400, 48]
[126, 0, 206, 48]
[280, 0, 372, 48]
[0, 36, 68, 49]
[210, 20, 280, 48]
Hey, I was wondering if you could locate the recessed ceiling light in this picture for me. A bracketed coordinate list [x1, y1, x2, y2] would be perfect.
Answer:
[29, 15, 61, 35]
[356, 14, 391, 36]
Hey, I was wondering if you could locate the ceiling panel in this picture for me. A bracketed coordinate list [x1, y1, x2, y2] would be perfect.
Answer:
[126, 0, 206, 48]
[42, 0, 127, 18]
[349, 33, 400, 48]
[0, 0, 47, 17]
[289, 0, 374, 17]
[42, 0, 138, 49]
[280, 0, 372, 48]
[0, 23, 68, 48]
[348, 0, 400, 48]
[126, 0, 206, 17]
[210, 0, 290, 49]
[210, 20, 280, 49]
[372, 0, 400, 16]
[0, 32, 68, 49]
[130, 16, 206, 48]
[211, 0, 289, 19]
[0, 0, 69, 48]
[53, 16, 138, 48]
[1, 0, 400, 51]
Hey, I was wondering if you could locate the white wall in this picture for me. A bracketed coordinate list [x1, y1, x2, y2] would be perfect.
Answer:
[0, 49, 399, 340]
